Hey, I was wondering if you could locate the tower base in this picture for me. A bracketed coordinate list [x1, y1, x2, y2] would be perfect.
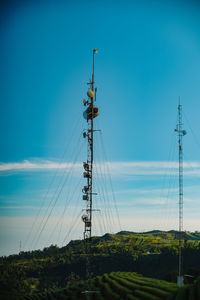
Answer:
[177, 276, 184, 287]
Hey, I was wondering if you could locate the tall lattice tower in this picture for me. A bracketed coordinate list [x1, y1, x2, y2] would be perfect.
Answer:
[174, 101, 187, 287]
[82, 48, 99, 284]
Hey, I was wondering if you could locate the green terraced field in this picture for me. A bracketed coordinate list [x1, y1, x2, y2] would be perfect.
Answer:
[21, 272, 200, 300]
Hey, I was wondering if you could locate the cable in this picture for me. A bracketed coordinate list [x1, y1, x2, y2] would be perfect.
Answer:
[57, 177, 84, 244]
[99, 131, 122, 231]
[23, 115, 83, 251]
[96, 134, 117, 231]
[62, 207, 83, 246]
[93, 162, 112, 233]
[183, 111, 200, 150]
[32, 135, 84, 250]
[47, 175, 83, 245]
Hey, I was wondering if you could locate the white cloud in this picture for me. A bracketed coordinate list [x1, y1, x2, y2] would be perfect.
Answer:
[0, 206, 38, 209]
[114, 187, 178, 196]
[106, 161, 200, 177]
[1, 159, 200, 177]
[0, 160, 82, 172]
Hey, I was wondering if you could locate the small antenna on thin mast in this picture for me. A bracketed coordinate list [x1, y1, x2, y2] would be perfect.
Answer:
[174, 97, 187, 287]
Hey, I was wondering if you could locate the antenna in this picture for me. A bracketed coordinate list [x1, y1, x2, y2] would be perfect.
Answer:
[82, 49, 100, 289]
[19, 240, 22, 254]
[174, 99, 187, 287]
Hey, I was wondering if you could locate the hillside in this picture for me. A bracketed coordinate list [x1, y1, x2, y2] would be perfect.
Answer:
[1, 231, 200, 299]
[22, 272, 200, 300]
[22, 272, 178, 300]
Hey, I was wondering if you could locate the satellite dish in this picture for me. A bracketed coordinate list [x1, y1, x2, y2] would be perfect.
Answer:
[83, 105, 99, 120]
[182, 130, 187, 136]
[87, 90, 94, 98]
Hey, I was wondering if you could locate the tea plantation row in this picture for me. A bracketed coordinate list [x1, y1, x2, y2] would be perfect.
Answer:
[19, 272, 200, 300]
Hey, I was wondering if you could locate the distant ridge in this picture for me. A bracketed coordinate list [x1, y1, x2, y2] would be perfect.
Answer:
[116, 230, 200, 240]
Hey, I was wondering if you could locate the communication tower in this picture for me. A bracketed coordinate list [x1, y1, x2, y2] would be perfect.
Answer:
[81, 49, 99, 288]
[174, 100, 187, 287]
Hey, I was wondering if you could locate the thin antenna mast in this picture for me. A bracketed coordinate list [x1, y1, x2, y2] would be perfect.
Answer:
[82, 49, 99, 287]
[174, 99, 187, 287]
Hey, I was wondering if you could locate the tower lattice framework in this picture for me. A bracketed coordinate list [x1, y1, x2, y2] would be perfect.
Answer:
[82, 49, 99, 281]
[175, 101, 187, 287]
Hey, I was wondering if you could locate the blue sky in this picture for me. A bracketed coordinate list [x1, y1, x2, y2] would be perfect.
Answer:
[0, 0, 200, 256]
